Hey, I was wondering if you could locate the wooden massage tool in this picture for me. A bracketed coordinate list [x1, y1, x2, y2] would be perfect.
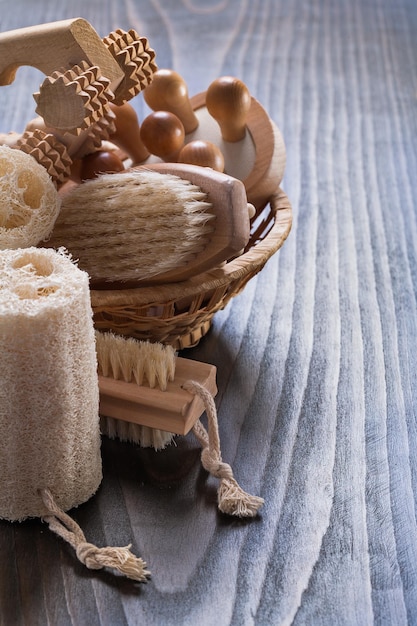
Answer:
[139, 69, 287, 211]
[0, 23, 253, 296]
[0, 18, 157, 183]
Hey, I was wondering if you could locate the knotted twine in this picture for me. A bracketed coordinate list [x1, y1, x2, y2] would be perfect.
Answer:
[39, 488, 149, 581]
[184, 380, 264, 517]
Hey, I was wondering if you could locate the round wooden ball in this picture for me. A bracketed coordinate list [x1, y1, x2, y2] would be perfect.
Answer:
[139, 111, 185, 160]
[178, 140, 225, 172]
[80, 150, 125, 181]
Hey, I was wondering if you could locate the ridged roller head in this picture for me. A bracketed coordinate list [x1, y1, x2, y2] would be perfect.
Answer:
[16, 129, 73, 184]
[33, 61, 115, 133]
[103, 29, 157, 105]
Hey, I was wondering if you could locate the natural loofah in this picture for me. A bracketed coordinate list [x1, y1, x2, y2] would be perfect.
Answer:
[0, 145, 60, 249]
[0, 247, 102, 521]
[0, 249, 149, 580]
[46, 169, 214, 284]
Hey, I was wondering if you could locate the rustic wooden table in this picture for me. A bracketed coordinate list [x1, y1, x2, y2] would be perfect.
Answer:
[1, 1, 416, 624]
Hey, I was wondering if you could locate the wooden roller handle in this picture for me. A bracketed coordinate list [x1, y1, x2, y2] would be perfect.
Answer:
[0, 17, 124, 90]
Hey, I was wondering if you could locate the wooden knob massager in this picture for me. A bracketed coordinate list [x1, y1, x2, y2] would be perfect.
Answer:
[178, 140, 225, 172]
[140, 111, 185, 162]
[141, 70, 286, 211]
[205, 76, 251, 142]
[143, 68, 199, 134]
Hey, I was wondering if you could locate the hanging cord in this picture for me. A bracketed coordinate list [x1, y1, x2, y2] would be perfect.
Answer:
[183, 380, 264, 518]
[39, 488, 150, 582]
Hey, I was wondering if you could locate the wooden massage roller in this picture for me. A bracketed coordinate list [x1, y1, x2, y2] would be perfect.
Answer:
[0, 18, 157, 183]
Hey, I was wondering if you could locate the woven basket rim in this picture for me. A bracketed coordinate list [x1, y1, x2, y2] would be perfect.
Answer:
[90, 187, 292, 309]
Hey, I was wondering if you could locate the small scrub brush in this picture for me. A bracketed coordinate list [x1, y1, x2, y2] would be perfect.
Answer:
[96, 330, 217, 450]
[96, 331, 264, 517]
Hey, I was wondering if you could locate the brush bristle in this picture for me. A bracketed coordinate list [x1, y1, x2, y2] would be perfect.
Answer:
[95, 331, 176, 390]
[96, 331, 177, 449]
[46, 170, 215, 283]
[100, 416, 175, 450]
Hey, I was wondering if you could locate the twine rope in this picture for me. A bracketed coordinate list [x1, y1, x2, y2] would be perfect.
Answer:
[184, 380, 264, 517]
[39, 488, 150, 582]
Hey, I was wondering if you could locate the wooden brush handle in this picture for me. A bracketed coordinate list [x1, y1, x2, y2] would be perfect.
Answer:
[99, 357, 217, 435]
[129, 162, 251, 283]
[143, 69, 199, 134]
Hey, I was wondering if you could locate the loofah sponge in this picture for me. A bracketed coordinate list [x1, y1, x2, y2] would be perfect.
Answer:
[0, 247, 102, 521]
[0, 145, 60, 250]
[46, 169, 214, 284]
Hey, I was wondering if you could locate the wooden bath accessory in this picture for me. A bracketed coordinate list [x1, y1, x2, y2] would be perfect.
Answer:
[49, 163, 252, 286]
[96, 331, 263, 517]
[0, 18, 157, 183]
[143, 70, 286, 211]
[96, 331, 217, 442]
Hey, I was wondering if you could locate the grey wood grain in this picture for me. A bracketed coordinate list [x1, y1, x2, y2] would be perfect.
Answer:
[0, 0, 416, 624]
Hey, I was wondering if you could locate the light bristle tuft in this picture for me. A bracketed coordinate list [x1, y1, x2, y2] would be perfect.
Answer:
[95, 331, 176, 390]
[46, 170, 215, 283]
[100, 416, 174, 449]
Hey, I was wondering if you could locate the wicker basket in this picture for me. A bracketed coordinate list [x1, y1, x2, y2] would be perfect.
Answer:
[90, 187, 292, 350]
